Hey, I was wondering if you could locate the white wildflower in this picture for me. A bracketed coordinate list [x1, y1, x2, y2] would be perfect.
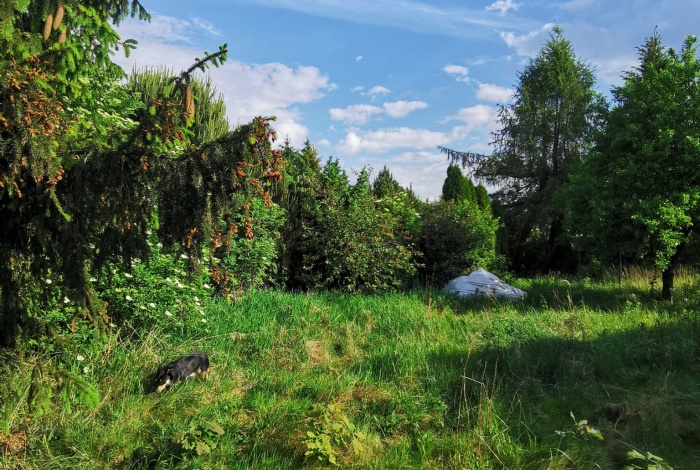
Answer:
[45, 279, 52, 285]
[195, 301, 201, 307]
[156, 242, 163, 248]
[89, 277, 97, 282]
[201, 318, 207, 323]
[165, 310, 172, 317]
[193, 296, 200, 302]
[203, 284, 211, 290]
[124, 273, 133, 278]
[82, 367, 89, 374]
[89, 243, 95, 249]
[63, 296, 70, 304]
[148, 303, 156, 308]
[180, 253, 188, 259]
[139, 305, 146, 310]
[125, 295, 133, 301]
[76, 355, 85, 361]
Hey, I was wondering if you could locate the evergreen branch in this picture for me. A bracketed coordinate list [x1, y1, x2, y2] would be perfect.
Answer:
[438, 146, 488, 169]
[173, 47, 229, 85]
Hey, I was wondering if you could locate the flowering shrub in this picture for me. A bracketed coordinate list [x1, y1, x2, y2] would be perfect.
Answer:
[96, 242, 212, 334]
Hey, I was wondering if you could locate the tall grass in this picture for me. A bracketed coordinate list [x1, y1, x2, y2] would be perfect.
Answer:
[2, 277, 700, 468]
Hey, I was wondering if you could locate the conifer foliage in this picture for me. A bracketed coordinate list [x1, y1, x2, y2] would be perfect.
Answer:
[0, 1, 281, 346]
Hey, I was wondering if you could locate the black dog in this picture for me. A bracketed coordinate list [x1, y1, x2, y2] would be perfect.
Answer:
[155, 352, 210, 393]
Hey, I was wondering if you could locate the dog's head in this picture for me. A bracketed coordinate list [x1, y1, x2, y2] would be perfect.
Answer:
[154, 366, 173, 393]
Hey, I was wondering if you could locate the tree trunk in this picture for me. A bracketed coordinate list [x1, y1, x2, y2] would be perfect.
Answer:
[661, 252, 681, 301]
[661, 264, 675, 301]
[547, 214, 563, 271]
[0, 280, 19, 348]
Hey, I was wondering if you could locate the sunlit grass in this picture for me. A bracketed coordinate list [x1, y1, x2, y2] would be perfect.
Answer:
[2, 277, 700, 468]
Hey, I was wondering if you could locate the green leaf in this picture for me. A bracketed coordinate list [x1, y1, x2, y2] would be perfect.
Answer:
[207, 421, 225, 435]
[195, 441, 210, 455]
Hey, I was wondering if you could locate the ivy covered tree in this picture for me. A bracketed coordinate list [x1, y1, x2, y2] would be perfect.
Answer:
[441, 26, 605, 272]
[0, 1, 283, 346]
[567, 33, 700, 300]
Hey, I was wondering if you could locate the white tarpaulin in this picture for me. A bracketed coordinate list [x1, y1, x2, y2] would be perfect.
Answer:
[443, 268, 527, 300]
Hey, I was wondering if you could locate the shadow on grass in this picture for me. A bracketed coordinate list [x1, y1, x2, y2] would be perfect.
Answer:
[427, 277, 700, 316]
[360, 314, 700, 468]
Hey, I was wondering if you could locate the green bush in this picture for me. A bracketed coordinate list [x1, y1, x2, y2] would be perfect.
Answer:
[418, 200, 501, 285]
[220, 198, 284, 292]
[300, 164, 419, 292]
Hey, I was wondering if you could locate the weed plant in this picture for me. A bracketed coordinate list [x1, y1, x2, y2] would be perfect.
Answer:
[2, 274, 700, 468]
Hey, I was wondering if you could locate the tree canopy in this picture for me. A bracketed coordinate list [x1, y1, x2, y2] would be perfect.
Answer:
[442, 26, 604, 272]
[567, 33, 700, 299]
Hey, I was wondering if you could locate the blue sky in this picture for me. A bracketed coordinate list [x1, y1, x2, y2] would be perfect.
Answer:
[114, 0, 699, 200]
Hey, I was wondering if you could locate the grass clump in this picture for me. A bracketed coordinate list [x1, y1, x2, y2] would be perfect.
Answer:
[2, 277, 700, 468]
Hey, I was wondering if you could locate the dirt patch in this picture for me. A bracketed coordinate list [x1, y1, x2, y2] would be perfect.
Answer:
[0, 430, 27, 456]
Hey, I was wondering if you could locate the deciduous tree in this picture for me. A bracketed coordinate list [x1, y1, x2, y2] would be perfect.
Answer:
[567, 33, 700, 300]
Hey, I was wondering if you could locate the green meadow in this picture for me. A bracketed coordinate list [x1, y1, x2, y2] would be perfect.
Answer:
[2, 276, 700, 469]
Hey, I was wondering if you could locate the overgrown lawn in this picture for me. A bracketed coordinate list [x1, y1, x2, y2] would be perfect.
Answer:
[2, 277, 700, 468]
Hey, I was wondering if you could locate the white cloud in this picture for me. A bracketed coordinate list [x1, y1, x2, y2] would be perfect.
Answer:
[594, 54, 638, 86]
[118, 15, 193, 44]
[114, 15, 336, 148]
[383, 100, 428, 118]
[235, 0, 539, 40]
[272, 111, 312, 146]
[338, 127, 451, 153]
[191, 18, 222, 37]
[443, 64, 470, 83]
[337, 124, 485, 154]
[356, 55, 364, 61]
[368, 85, 391, 96]
[445, 105, 499, 133]
[476, 83, 513, 103]
[499, 23, 556, 56]
[330, 100, 427, 125]
[373, 152, 450, 201]
[329, 104, 384, 125]
[391, 150, 446, 164]
[486, 0, 521, 16]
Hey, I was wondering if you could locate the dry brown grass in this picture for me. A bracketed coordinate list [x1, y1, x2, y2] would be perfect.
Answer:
[305, 340, 330, 367]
